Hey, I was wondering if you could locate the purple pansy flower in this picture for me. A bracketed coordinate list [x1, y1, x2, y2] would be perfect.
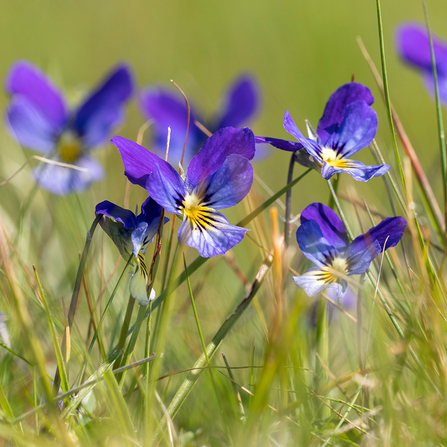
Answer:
[396, 23, 447, 104]
[294, 202, 406, 298]
[139, 74, 260, 163]
[5, 61, 133, 195]
[256, 83, 390, 182]
[111, 127, 255, 258]
[96, 197, 168, 304]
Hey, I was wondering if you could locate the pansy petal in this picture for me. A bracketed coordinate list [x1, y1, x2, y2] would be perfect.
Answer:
[5, 61, 67, 128]
[129, 254, 151, 304]
[95, 200, 137, 229]
[137, 197, 169, 249]
[186, 127, 255, 189]
[131, 223, 150, 257]
[344, 239, 381, 275]
[112, 135, 183, 196]
[5, 97, 58, 153]
[139, 87, 201, 162]
[346, 217, 407, 274]
[202, 154, 253, 209]
[325, 101, 378, 158]
[317, 83, 374, 143]
[422, 73, 447, 105]
[300, 202, 348, 250]
[255, 136, 304, 152]
[283, 111, 322, 159]
[320, 159, 390, 182]
[74, 65, 133, 148]
[396, 23, 447, 75]
[178, 210, 248, 258]
[217, 75, 260, 129]
[293, 268, 347, 298]
[296, 220, 340, 267]
[34, 155, 104, 195]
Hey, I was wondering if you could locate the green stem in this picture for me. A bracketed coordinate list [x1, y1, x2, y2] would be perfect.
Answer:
[113, 295, 136, 370]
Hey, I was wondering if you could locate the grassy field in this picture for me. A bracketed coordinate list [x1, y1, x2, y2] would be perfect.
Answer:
[1, 0, 447, 445]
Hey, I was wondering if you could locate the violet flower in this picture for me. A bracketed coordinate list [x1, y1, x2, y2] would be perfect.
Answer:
[111, 127, 255, 258]
[5, 61, 133, 195]
[96, 198, 168, 304]
[396, 23, 447, 104]
[294, 202, 406, 298]
[139, 75, 260, 163]
[256, 83, 390, 181]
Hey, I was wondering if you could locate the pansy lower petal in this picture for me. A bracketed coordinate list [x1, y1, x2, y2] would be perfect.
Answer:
[139, 87, 201, 162]
[201, 154, 253, 209]
[283, 111, 322, 159]
[322, 159, 390, 182]
[317, 83, 374, 143]
[95, 201, 137, 229]
[5, 97, 59, 153]
[6, 61, 67, 128]
[186, 127, 255, 189]
[300, 202, 348, 250]
[293, 268, 347, 298]
[217, 75, 260, 129]
[255, 136, 304, 152]
[129, 254, 150, 304]
[325, 101, 378, 158]
[34, 155, 104, 195]
[178, 210, 247, 257]
[296, 220, 340, 267]
[75, 65, 133, 148]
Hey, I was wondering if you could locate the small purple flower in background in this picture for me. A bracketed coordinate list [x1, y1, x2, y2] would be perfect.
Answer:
[112, 127, 255, 258]
[139, 74, 260, 163]
[96, 198, 168, 304]
[5, 61, 133, 195]
[294, 202, 406, 298]
[256, 83, 389, 182]
[396, 23, 447, 104]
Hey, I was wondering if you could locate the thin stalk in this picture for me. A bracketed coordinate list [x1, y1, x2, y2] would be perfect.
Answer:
[284, 152, 298, 248]
[376, 0, 406, 191]
[53, 214, 102, 392]
[113, 295, 136, 370]
[154, 256, 272, 440]
[424, 2, 447, 230]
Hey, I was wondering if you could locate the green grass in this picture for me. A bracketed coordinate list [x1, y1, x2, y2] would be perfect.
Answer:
[1, 0, 447, 445]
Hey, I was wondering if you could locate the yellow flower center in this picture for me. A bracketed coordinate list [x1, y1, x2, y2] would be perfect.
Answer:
[58, 132, 81, 163]
[330, 257, 348, 275]
[181, 193, 216, 229]
[320, 147, 352, 169]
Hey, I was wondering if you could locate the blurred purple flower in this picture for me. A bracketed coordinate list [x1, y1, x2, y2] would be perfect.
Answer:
[5, 61, 133, 195]
[96, 197, 168, 304]
[294, 202, 406, 298]
[139, 74, 261, 163]
[112, 127, 255, 257]
[256, 83, 389, 181]
[396, 23, 447, 104]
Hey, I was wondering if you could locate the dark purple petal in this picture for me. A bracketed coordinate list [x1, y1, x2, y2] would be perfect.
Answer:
[201, 154, 253, 209]
[283, 111, 323, 160]
[111, 136, 165, 189]
[139, 87, 201, 162]
[255, 136, 304, 152]
[95, 200, 137, 229]
[346, 216, 407, 274]
[296, 220, 341, 267]
[5, 61, 67, 129]
[317, 83, 374, 143]
[74, 65, 133, 148]
[216, 75, 260, 129]
[137, 197, 169, 248]
[33, 155, 104, 195]
[300, 202, 348, 251]
[177, 210, 248, 257]
[186, 127, 255, 189]
[5, 97, 58, 153]
[320, 159, 390, 182]
[293, 268, 347, 298]
[325, 101, 378, 158]
[396, 23, 447, 75]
